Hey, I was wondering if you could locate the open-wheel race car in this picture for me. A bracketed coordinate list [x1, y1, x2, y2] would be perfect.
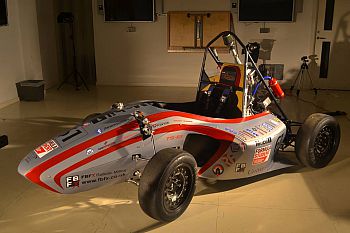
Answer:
[18, 31, 341, 222]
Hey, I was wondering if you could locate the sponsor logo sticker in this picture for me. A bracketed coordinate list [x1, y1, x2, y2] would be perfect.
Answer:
[235, 163, 246, 173]
[255, 137, 272, 147]
[248, 166, 268, 175]
[34, 140, 59, 158]
[212, 164, 224, 176]
[86, 148, 94, 156]
[252, 145, 271, 165]
[66, 175, 79, 188]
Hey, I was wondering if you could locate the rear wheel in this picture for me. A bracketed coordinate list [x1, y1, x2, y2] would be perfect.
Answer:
[138, 148, 197, 222]
[296, 113, 340, 168]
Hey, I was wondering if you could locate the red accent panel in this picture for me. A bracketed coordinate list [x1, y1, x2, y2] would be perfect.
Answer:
[148, 111, 269, 124]
[198, 141, 231, 176]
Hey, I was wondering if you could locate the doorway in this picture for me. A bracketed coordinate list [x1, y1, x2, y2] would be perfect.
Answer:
[36, 0, 96, 89]
[314, 0, 350, 90]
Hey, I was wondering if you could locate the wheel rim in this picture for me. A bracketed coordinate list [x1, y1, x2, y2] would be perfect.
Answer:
[163, 165, 192, 211]
[313, 126, 335, 161]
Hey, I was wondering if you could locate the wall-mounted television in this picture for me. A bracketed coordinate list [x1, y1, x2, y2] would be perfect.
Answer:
[239, 0, 295, 22]
[0, 0, 8, 26]
[104, 0, 155, 22]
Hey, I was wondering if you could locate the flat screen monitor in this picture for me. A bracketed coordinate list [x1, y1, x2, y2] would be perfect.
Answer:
[0, 0, 8, 26]
[104, 0, 155, 22]
[239, 0, 295, 22]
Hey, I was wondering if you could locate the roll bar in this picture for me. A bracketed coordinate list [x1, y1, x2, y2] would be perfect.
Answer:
[197, 31, 289, 121]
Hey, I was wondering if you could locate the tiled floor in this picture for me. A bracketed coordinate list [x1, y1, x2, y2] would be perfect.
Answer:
[0, 86, 349, 233]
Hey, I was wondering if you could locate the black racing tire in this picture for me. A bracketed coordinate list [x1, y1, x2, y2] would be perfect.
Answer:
[138, 148, 197, 222]
[82, 113, 102, 124]
[296, 113, 340, 168]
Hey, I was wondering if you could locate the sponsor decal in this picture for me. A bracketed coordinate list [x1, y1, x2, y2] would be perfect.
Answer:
[252, 126, 268, 135]
[240, 142, 247, 151]
[221, 153, 236, 167]
[236, 132, 248, 141]
[255, 137, 272, 147]
[151, 121, 170, 129]
[255, 125, 268, 134]
[66, 175, 79, 188]
[230, 143, 240, 153]
[34, 140, 59, 158]
[230, 142, 246, 152]
[269, 119, 280, 126]
[173, 119, 193, 123]
[261, 122, 274, 131]
[212, 164, 224, 176]
[81, 169, 126, 180]
[81, 169, 127, 185]
[166, 135, 183, 141]
[248, 166, 268, 175]
[97, 129, 102, 134]
[224, 127, 238, 135]
[86, 148, 94, 156]
[238, 130, 253, 139]
[245, 128, 259, 137]
[252, 145, 271, 165]
[104, 122, 119, 131]
[235, 163, 247, 173]
[98, 141, 116, 151]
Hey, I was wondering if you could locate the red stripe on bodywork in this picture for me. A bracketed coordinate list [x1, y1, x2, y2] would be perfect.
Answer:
[148, 111, 269, 123]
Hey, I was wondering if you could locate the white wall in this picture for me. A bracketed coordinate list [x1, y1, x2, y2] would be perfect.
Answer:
[0, 0, 43, 106]
[92, 0, 318, 87]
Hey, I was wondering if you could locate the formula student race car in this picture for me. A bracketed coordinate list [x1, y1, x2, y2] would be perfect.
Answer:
[18, 31, 340, 222]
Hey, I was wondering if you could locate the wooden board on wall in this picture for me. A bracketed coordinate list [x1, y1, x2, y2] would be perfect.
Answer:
[168, 12, 195, 48]
[203, 12, 231, 47]
[168, 11, 231, 52]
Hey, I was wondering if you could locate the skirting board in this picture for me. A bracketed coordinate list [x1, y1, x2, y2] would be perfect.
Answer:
[96, 82, 198, 88]
[0, 97, 19, 110]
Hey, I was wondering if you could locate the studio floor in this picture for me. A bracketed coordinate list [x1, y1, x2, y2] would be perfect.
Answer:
[0, 86, 349, 233]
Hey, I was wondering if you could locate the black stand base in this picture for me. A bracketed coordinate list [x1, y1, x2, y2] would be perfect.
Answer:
[290, 61, 317, 97]
[0, 135, 8, 149]
[57, 69, 89, 91]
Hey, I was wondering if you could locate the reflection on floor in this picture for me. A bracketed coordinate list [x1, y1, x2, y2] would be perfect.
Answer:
[0, 86, 349, 233]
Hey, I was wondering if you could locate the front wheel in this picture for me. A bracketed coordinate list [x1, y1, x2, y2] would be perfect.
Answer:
[296, 113, 340, 168]
[138, 148, 197, 222]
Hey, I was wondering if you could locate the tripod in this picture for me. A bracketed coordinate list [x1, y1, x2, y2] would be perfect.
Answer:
[290, 57, 317, 96]
[57, 20, 89, 91]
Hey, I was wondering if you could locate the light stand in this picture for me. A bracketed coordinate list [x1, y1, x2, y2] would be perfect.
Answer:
[290, 56, 317, 96]
[57, 12, 89, 91]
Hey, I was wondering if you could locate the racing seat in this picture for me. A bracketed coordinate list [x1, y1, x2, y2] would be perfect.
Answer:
[198, 65, 242, 118]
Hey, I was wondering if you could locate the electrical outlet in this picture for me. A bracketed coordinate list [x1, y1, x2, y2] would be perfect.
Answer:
[231, 0, 238, 14]
[260, 27, 270, 33]
[127, 26, 136, 32]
